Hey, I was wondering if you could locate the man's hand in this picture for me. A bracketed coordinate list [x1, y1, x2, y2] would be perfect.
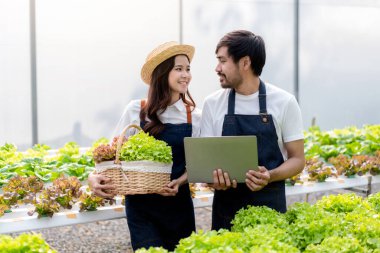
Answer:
[88, 173, 116, 198]
[245, 166, 270, 191]
[210, 169, 237, 190]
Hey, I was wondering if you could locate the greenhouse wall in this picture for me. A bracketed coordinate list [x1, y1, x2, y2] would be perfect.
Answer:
[1, 0, 379, 149]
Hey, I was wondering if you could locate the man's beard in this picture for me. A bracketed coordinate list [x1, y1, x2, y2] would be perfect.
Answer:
[221, 82, 233, 89]
[219, 74, 241, 89]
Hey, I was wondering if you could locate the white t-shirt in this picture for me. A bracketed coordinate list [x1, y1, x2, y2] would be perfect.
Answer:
[113, 99, 202, 137]
[200, 83, 304, 160]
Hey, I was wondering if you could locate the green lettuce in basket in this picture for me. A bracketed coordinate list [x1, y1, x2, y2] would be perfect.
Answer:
[119, 132, 172, 164]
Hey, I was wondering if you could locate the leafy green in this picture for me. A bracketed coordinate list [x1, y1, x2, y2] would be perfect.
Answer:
[136, 247, 169, 253]
[305, 158, 336, 182]
[285, 202, 314, 224]
[0, 192, 18, 207]
[0, 143, 23, 168]
[367, 191, 380, 213]
[304, 125, 380, 160]
[175, 228, 299, 253]
[120, 132, 172, 163]
[92, 144, 116, 163]
[58, 141, 80, 157]
[28, 187, 61, 218]
[24, 144, 51, 158]
[316, 193, 371, 214]
[343, 209, 380, 250]
[231, 205, 287, 232]
[0, 141, 95, 185]
[286, 203, 344, 250]
[57, 163, 94, 181]
[2, 175, 43, 203]
[52, 176, 82, 209]
[78, 187, 114, 211]
[86, 137, 109, 156]
[0, 204, 9, 217]
[0, 233, 57, 253]
[304, 236, 367, 253]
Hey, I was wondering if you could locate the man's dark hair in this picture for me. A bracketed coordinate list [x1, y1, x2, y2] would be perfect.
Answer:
[216, 30, 266, 76]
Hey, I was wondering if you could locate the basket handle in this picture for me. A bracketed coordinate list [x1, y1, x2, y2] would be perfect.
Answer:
[115, 124, 143, 164]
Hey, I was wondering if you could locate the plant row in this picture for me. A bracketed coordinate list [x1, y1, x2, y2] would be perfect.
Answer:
[304, 125, 380, 161]
[0, 175, 116, 218]
[287, 152, 380, 185]
[137, 192, 380, 253]
[1, 124, 379, 186]
[0, 139, 104, 186]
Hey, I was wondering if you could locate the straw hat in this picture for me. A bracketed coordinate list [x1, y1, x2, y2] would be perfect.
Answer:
[141, 41, 195, 85]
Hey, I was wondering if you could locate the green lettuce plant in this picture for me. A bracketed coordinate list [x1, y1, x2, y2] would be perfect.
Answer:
[316, 193, 371, 214]
[343, 209, 380, 250]
[286, 203, 344, 250]
[0, 143, 23, 168]
[231, 205, 288, 232]
[120, 132, 172, 164]
[304, 236, 366, 253]
[0, 233, 57, 253]
[367, 191, 380, 213]
[136, 247, 169, 253]
[175, 228, 299, 253]
[24, 144, 51, 158]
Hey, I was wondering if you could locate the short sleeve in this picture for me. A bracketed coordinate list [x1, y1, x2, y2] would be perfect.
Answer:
[111, 99, 141, 139]
[200, 100, 215, 137]
[282, 96, 304, 143]
[191, 107, 202, 137]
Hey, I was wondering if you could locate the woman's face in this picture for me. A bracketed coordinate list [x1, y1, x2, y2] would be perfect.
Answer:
[168, 55, 191, 101]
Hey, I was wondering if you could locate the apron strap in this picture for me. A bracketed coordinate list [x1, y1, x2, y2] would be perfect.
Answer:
[258, 79, 267, 114]
[185, 105, 192, 124]
[227, 89, 236, 115]
[139, 99, 147, 122]
[258, 80, 269, 123]
[227, 80, 268, 123]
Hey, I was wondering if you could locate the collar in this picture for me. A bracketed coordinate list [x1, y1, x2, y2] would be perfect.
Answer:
[168, 99, 186, 112]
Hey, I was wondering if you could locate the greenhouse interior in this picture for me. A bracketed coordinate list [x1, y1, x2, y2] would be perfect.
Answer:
[1, 0, 380, 252]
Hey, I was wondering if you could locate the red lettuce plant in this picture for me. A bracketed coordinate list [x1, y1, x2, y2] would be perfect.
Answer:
[92, 144, 116, 163]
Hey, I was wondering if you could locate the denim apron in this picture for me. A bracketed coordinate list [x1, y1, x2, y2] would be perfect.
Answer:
[212, 80, 286, 231]
[125, 102, 195, 251]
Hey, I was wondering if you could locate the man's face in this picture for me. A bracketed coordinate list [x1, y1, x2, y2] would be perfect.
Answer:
[215, 46, 242, 89]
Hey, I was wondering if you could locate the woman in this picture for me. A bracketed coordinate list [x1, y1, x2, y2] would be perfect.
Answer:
[88, 41, 201, 251]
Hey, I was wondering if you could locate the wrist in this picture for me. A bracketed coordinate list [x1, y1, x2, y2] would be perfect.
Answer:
[268, 170, 274, 183]
[179, 177, 187, 186]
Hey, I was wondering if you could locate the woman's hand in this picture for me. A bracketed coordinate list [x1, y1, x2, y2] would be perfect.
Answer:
[210, 169, 237, 190]
[158, 171, 188, 196]
[88, 172, 116, 198]
[245, 166, 270, 191]
[158, 179, 180, 196]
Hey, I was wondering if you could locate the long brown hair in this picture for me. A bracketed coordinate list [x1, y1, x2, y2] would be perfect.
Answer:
[139, 55, 196, 137]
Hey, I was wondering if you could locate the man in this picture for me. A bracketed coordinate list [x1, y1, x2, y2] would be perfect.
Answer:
[201, 30, 305, 230]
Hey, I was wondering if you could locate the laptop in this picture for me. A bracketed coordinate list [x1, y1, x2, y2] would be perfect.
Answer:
[184, 136, 258, 183]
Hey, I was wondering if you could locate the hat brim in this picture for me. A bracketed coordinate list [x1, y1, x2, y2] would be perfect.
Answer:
[141, 44, 194, 85]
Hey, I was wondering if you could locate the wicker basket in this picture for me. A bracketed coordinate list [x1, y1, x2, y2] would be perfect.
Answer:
[95, 124, 172, 195]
